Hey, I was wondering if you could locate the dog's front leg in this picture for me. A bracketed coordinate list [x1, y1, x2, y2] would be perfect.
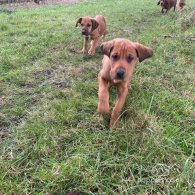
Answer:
[88, 37, 99, 56]
[97, 75, 110, 114]
[110, 85, 128, 128]
[82, 37, 88, 54]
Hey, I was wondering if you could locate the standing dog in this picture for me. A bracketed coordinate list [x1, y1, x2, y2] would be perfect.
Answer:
[76, 15, 106, 56]
[98, 38, 153, 128]
[157, 0, 177, 14]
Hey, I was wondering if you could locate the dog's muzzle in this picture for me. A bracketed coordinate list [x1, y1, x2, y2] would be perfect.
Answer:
[116, 68, 125, 80]
[82, 29, 88, 36]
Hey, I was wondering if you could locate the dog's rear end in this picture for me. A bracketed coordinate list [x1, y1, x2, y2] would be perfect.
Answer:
[94, 15, 106, 40]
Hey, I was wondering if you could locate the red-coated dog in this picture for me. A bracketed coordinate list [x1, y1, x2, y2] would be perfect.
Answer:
[76, 15, 106, 56]
[98, 38, 153, 128]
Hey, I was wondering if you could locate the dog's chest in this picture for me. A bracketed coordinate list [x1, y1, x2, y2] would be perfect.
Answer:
[90, 28, 101, 39]
[100, 62, 111, 81]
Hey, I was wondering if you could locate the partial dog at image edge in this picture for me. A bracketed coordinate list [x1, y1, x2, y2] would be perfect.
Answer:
[97, 38, 153, 128]
[76, 15, 106, 56]
[177, 0, 186, 10]
[157, 0, 177, 14]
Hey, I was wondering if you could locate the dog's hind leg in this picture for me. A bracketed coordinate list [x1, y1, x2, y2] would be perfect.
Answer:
[173, 2, 176, 11]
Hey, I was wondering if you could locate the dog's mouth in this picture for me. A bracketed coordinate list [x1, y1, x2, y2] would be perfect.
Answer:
[81, 30, 89, 37]
[82, 32, 89, 37]
[110, 68, 126, 83]
[113, 68, 125, 83]
[113, 79, 124, 84]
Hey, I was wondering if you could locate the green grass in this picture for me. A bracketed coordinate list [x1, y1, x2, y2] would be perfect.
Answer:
[0, 0, 195, 194]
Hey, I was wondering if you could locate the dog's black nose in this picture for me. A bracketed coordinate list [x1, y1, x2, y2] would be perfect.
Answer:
[82, 29, 88, 36]
[116, 68, 125, 79]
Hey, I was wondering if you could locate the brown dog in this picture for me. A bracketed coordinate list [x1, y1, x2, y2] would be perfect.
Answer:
[98, 38, 153, 128]
[157, 0, 177, 14]
[76, 15, 106, 56]
[178, 0, 186, 9]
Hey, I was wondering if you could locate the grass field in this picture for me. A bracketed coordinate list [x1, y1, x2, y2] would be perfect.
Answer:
[0, 0, 195, 194]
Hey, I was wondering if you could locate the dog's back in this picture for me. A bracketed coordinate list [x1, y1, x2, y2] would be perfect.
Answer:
[94, 15, 106, 36]
[164, 0, 177, 10]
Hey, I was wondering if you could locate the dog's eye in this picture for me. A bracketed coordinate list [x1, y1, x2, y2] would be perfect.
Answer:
[81, 23, 84, 26]
[87, 24, 91, 27]
[112, 54, 119, 61]
[127, 55, 133, 63]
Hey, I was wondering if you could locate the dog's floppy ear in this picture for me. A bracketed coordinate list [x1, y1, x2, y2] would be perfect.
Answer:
[76, 18, 82, 27]
[134, 43, 153, 62]
[91, 19, 99, 32]
[100, 41, 114, 57]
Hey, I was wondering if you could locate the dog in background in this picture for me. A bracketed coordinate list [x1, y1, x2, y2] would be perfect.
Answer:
[76, 15, 106, 56]
[98, 38, 153, 128]
[178, 0, 186, 9]
[157, 0, 177, 14]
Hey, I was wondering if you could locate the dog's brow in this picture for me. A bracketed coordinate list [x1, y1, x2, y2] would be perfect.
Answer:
[119, 43, 132, 57]
[112, 52, 119, 55]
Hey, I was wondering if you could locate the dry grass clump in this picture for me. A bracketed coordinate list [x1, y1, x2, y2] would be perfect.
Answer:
[179, 10, 195, 30]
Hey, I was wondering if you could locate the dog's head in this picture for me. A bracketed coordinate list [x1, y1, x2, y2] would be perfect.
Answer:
[76, 17, 99, 37]
[101, 38, 153, 84]
[157, 0, 165, 6]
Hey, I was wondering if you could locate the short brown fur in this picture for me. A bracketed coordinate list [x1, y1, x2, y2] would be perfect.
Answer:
[98, 38, 153, 128]
[178, 0, 186, 9]
[76, 15, 106, 56]
[157, 0, 177, 14]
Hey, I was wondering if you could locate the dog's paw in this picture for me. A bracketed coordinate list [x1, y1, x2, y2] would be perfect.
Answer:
[82, 48, 87, 54]
[109, 118, 118, 129]
[97, 103, 109, 114]
[88, 48, 95, 56]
